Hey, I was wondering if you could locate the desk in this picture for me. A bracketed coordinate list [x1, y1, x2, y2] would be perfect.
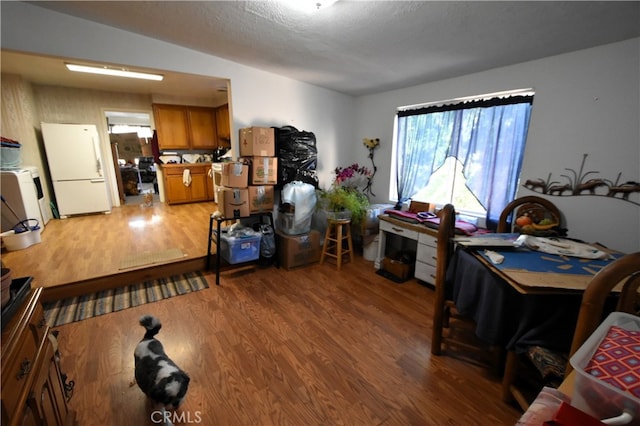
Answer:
[376, 215, 439, 285]
[448, 247, 619, 353]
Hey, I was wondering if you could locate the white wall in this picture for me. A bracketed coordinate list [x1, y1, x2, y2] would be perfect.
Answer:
[355, 39, 640, 253]
[0, 1, 354, 194]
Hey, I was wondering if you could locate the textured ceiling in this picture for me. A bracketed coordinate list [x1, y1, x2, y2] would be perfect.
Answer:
[12, 1, 640, 96]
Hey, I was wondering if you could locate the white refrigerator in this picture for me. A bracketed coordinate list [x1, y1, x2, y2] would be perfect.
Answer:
[41, 123, 111, 217]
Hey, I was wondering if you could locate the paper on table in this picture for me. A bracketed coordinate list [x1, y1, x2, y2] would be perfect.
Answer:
[515, 235, 611, 260]
[484, 250, 504, 264]
[454, 233, 520, 247]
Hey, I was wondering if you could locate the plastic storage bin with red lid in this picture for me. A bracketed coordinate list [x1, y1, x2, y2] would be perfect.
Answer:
[570, 312, 640, 424]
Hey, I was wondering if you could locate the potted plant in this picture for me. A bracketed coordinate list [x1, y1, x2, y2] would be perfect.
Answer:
[317, 185, 370, 226]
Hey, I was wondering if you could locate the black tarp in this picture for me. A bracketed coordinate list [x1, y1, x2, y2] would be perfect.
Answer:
[275, 126, 318, 188]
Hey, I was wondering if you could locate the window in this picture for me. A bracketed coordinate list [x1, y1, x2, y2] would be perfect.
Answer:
[391, 91, 534, 229]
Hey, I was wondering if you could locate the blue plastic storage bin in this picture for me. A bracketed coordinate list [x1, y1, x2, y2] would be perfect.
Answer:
[219, 231, 262, 264]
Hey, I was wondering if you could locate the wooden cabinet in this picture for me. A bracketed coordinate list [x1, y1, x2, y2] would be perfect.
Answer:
[28, 339, 70, 425]
[153, 104, 190, 150]
[206, 166, 215, 201]
[1, 286, 75, 426]
[153, 104, 217, 150]
[188, 107, 217, 150]
[163, 164, 214, 205]
[215, 104, 231, 147]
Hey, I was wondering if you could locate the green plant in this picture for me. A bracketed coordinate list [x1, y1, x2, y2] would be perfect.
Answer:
[316, 186, 370, 226]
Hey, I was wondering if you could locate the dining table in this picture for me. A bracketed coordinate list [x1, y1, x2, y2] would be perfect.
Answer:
[446, 241, 621, 354]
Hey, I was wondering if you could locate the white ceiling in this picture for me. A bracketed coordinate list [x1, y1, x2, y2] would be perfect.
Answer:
[6, 1, 640, 97]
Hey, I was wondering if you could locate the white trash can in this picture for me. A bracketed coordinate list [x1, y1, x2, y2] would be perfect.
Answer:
[363, 235, 379, 261]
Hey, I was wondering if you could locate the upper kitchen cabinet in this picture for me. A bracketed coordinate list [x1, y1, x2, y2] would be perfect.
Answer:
[153, 103, 217, 150]
[188, 106, 217, 149]
[153, 104, 190, 150]
[215, 104, 231, 148]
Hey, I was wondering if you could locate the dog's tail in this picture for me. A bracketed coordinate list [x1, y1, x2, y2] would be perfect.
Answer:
[139, 315, 162, 340]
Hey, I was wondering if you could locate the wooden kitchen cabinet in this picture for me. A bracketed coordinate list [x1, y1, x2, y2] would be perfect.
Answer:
[188, 107, 217, 150]
[153, 104, 217, 150]
[215, 104, 231, 147]
[1, 285, 75, 426]
[206, 166, 215, 201]
[163, 164, 213, 205]
[153, 104, 190, 150]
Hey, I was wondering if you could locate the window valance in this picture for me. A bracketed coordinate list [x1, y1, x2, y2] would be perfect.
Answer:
[397, 94, 534, 117]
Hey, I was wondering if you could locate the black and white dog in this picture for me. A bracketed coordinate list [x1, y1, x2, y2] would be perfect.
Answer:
[134, 315, 190, 424]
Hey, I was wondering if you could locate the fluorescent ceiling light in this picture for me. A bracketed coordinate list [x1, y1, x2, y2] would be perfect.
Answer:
[65, 63, 163, 81]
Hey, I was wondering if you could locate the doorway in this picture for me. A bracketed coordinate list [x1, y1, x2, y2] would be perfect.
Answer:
[105, 111, 158, 206]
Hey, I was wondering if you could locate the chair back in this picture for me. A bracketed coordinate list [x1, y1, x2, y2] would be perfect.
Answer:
[568, 251, 640, 370]
[497, 195, 561, 233]
[431, 204, 456, 354]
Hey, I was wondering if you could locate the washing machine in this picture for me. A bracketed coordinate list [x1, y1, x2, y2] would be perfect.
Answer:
[1, 167, 48, 233]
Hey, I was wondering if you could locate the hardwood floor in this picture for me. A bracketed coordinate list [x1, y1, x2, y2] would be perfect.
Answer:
[3, 201, 523, 424]
[56, 259, 522, 425]
[1, 201, 217, 301]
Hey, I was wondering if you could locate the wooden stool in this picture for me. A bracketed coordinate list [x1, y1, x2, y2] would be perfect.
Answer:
[320, 218, 354, 270]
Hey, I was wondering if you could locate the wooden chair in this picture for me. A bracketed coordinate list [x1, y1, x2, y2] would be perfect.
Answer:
[502, 251, 640, 410]
[431, 204, 478, 355]
[497, 195, 562, 233]
[431, 204, 456, 355]
[431, 204, 499, 366]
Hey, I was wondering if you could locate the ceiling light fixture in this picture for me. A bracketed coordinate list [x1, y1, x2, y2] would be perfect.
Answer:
[314, 0, 338, 9]
[285, 0, 338, 11]
[65, 63, 163, 81]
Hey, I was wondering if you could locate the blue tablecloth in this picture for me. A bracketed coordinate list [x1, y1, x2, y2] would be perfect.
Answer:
[447, 247, 616, 353]
[478, 247, 620, 275]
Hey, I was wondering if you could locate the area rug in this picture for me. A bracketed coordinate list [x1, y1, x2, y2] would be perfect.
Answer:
[119, 248, 186, 270]
[43, 271, 209, 327]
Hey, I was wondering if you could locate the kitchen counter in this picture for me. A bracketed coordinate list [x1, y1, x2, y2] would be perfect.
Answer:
[159, 162, 214, 168]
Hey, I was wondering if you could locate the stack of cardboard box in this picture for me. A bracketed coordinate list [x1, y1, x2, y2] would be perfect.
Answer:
[238, 127, 277, 216]
[218, 126, 321, 270]
[217, 162, 250, 218]
[215, 127, 278, 218]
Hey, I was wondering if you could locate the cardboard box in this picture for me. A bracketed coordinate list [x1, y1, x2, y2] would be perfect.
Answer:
[243, 156, 278, 185]
[217, 187, 250, 218]
[276, 230, 321, 270]
[220, 162, 249, 188]
[382, 256, 414, 281]
[409, 201, 435, 214]
[239, 127, 275, 157]
[248, 185, 275, 213]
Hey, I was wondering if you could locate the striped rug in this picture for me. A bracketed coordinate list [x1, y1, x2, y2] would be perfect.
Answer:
[43, 271, 209, 327]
